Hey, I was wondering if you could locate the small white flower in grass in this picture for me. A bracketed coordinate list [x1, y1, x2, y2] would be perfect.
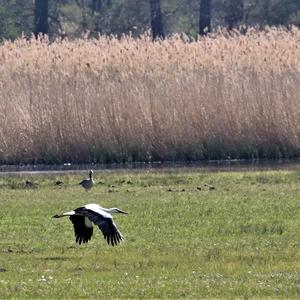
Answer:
[38, 275, 47, 282]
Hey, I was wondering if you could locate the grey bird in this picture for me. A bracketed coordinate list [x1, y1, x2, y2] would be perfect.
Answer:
[53, 203, 127, 246]
[79, 170, 94, 191]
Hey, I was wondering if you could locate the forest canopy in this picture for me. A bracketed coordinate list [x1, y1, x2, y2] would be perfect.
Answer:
[0, 0, 300, 40]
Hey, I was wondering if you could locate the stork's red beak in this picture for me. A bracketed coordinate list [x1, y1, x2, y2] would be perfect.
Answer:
[117, 209, 128, 214]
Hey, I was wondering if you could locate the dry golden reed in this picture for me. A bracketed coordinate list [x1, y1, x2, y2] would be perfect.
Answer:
[1, 28, 300, 164]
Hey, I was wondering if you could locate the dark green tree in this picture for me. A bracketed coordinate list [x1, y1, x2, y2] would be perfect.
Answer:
[34, 0, 49, 36]
[199, 0, 211, 35]
[0, 5, 20, 40]
[268, 0, 300, 25]
[150, 0, 164, 38]
[225, 0, 244, 29]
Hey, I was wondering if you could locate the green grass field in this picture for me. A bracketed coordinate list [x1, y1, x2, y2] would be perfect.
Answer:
[0, 169, 300, 299]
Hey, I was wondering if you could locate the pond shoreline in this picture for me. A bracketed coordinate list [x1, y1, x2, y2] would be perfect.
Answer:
[1, 159, 300, 175]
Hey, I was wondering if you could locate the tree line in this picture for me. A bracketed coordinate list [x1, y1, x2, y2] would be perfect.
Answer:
[1, 0, 300, 40]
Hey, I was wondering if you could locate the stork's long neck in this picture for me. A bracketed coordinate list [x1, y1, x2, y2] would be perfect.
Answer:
[101, 207, 127, 214]
[102, 207, 118, 214]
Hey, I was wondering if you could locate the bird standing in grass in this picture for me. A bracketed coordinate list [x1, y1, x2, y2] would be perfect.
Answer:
[79, 170, 94, 191]
[53, 203, 127, 246]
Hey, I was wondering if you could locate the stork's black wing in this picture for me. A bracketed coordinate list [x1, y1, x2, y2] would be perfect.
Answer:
[69, 215, 93, 244]
[74, 207, 123, 246]
[79, 179, 87, 185]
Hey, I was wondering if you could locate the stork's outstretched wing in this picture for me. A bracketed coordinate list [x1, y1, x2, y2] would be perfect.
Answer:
[79, 179, 87, 185]
[69, 215, 93, 244]
[74, 207, 124, 246]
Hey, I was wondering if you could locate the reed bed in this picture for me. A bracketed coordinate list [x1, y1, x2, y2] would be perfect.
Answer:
[1, 28, 300, 164]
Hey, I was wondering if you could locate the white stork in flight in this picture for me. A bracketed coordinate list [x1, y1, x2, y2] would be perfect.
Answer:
[53, 204, 127, 246]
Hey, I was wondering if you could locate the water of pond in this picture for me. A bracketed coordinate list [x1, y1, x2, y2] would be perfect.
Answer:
[1, 160, 300, 176]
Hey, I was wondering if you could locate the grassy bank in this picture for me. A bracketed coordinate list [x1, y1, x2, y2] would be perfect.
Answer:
[0, 169, 300, 298]
[1, 28, 300, 163]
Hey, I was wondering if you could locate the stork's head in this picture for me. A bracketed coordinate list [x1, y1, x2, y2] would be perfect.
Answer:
[111, 208, 128, 214]
[89, 170, 94, 178]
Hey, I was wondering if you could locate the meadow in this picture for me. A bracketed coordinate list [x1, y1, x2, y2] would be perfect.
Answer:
[0, 169, 300, 298]
[1, 28, 300, 164]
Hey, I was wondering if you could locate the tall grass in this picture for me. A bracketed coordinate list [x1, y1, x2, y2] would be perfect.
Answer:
[1, 28, 300, 164]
